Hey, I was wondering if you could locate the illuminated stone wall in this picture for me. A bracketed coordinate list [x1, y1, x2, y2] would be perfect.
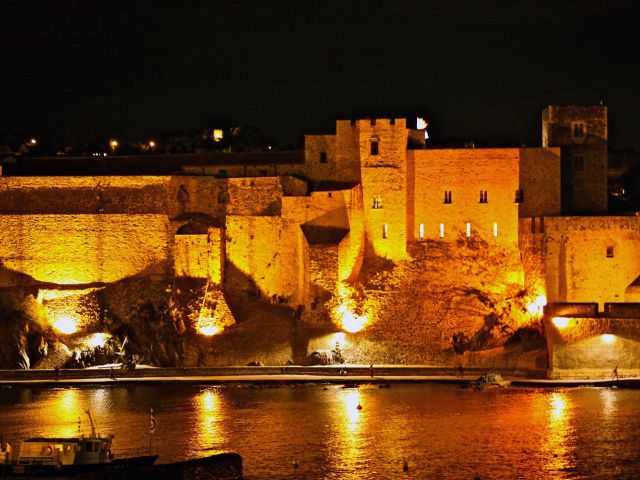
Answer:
[411, 148, 521, 244]
[543, 215, 640, 305]
[359, 118, 409, 260]
[544, 314, 640, 378]
[174, 228, 224, 283]
[0, 214, 171, 285]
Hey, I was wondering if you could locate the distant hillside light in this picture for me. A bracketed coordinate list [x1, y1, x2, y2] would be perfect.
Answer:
[29, 138, 37, 145]
[148, 140, 156, 148]
[212, 129, 224, 142]
[109, 139, 119, 150]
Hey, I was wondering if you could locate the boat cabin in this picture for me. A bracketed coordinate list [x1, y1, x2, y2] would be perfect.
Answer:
[16, 436, 113, 466]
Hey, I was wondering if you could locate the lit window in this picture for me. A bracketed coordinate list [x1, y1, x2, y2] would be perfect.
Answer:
[372, 196, 383, 209]
[493, 223, 498, 237]
[382, 223, 388, 239]
[444, 191, 452, 204]
[419, 223, 424, 238]
[515, 189, 524, 203]
[320, 152, 327, 163]
[371, 141, 379, 155]
[439, 223, 445, 238]
[606, 246, 614, 258]
[479, 190, 488, 203]
[466, 223, 471, 237]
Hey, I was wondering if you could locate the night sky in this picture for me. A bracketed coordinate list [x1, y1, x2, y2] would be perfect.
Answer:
[2, 0, 640, 149]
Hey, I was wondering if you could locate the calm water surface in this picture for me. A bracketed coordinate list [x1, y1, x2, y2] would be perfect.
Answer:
[1, 383, 639, 479]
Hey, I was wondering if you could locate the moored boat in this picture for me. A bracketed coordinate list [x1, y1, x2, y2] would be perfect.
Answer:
[0, 412, 157, 478]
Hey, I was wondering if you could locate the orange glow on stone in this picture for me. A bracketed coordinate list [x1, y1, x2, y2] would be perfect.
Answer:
[53, 316, 77, 334]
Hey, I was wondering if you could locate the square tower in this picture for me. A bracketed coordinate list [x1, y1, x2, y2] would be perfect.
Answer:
[358, 118, 410, 260]
[542, 105, 608, 214]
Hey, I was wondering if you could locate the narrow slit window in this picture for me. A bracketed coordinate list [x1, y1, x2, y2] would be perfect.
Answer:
[320, 152, 327, 163]
[493, 223, 498, 237]
[439, 223, 445, 238]
[419, 223, 424, 238]
[382, 223, 388, 239]
[606, 246, 614, 258]
[370, 140, 379, 155]
[444, 191, 452, 204]
[479, 190, 488, 203]
[466, 223, 471, 237]
[372, 196, 383, 209]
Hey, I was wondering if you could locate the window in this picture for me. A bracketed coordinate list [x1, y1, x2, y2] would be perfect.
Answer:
[493, 223, 498, 237]
[606, 246, 614, 258]
[371, 141, 379, 155]
[479, 190, 488, 203]
[419, 223, 424, 238]
[439, 223, 445, 238]
[515, 189, 524, 203]
[382, 223, 388, 239]
[372, 196, 383, 209]
[466, 223, 471, 237]
[444, 191, 452, 204]
[573, 122, 585, 138]
[371, 119, 377, 126]
[320, 152, 327, 163]
[574, 155, 584, 171]
[350, 119, 356, 127]
[390, 118, 395, 125]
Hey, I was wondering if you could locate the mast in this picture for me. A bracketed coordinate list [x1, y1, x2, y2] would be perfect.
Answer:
[85, 411, 96, 438]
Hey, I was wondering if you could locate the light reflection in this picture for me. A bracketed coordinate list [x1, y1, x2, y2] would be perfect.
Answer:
[545, 391, 574, 473]
[193, 388, 226, 450]
[329, 388, 366, 474]
[47, 389, 82, 437]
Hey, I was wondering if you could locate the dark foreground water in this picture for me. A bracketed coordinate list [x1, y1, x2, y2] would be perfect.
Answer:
[1, 383, 639, 479]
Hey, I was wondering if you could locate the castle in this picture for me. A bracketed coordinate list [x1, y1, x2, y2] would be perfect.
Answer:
[1, 105, 639, 374]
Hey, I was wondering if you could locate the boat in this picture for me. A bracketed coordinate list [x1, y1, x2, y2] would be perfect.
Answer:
[0, 412, 157, 478]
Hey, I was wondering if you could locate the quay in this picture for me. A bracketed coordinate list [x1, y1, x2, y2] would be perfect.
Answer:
[1, 366, 639, 388]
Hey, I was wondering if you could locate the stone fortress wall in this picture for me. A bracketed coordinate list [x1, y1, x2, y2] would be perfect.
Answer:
[0, 105, 639, 366]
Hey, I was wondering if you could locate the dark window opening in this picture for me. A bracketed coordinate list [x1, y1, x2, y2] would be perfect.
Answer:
[479, 190, 488, 203]
[370, 119, 376, 126]
[390, 118, 395, 125]
[444, 191, 452, 204]
[320, 152, 327, 163]
[573, 123, 585, 138]
[515, 189, 524, 203]
[372, 196, 383, 209]
[371, 141, 379, 156]
[606, 246, 614, 258]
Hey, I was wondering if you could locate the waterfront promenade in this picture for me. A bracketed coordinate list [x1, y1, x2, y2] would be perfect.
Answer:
[1, 365, 639, 388]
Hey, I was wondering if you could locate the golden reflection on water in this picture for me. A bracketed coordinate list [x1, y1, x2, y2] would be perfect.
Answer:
[545, 391, 574, 473]
[331, 388, 365, 474]
[193, 388, 226, 449]
[47, 389, 82, 437]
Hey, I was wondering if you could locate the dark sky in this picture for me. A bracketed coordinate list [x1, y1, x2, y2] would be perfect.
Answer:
[2, 0, 640, 148]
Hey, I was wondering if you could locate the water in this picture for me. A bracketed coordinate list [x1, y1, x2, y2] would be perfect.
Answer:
[1, 383, 639, 479]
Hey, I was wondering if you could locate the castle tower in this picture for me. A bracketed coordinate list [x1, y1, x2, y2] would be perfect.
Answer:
[357, 118, 410, 260]
[542, 105, 608, 214]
